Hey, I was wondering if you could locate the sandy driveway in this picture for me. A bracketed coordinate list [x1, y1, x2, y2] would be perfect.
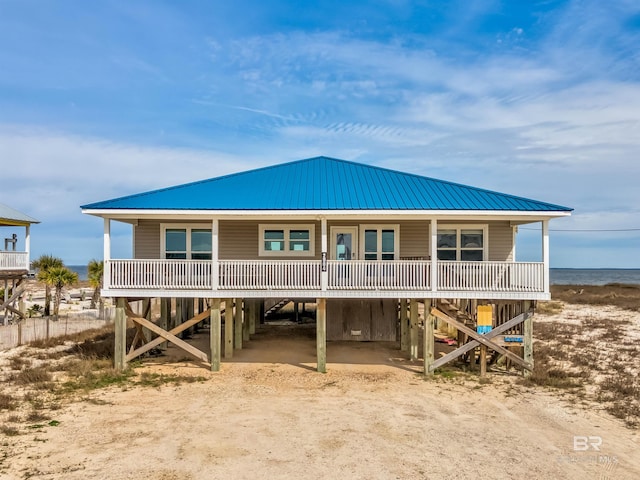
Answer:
[2, 324, 638, 480]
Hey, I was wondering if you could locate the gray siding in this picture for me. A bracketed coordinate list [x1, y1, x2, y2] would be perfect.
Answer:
[134, 220, 214, 259]
[133, 218, 513, 261]
[488, 222, 514, 261]
[220, 220, 322, 260]
[399, 221, 429, 259]
[134, 220, 160, 258]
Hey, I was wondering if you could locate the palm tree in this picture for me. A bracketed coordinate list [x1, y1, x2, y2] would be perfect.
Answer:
[40, 266, 78, 321]
[87, 259, 104, 309]
[32, 254, 64, 316]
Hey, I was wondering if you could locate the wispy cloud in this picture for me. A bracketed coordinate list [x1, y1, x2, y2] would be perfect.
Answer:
[0, 126, 260, 220]
[0, 0, 639, 265]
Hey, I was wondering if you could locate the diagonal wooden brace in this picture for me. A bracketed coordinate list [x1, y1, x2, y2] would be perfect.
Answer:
[0, 303, 25, 319]
[0, 284, 26, 312]
[431, 308, 532, 372]
[128, 323, 149, 355]
[124, 302, 211, 362]
[430, 310, 531, 371]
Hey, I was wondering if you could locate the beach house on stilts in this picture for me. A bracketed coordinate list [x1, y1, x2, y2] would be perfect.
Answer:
[81, 157, 572, 374]
[0, 203, 39, 325]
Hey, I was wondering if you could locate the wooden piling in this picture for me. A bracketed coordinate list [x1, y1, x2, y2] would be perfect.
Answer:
[234, 298, 243, 349]
[242, 299, 250, 342]
[400, 299, 408, 352]
[175, 298, 183, 339]
[248, 299, 256, 334]
[317, 298, 327, 373]
[114, 298, 127, 371]
[523, 300, 533, 377]
[410, 299, 419, 361]
[224, 298, 233, 359]
[186, 298, 194, 334]
[210, 298, 221, 372]
[423, 299, 434, 375]
[159, 298, 169, 350]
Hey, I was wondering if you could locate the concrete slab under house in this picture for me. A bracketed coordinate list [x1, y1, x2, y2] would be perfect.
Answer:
[81, 156, 572, 374]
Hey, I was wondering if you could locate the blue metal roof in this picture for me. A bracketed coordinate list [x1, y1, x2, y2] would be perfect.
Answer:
[81, 156, 572, 212]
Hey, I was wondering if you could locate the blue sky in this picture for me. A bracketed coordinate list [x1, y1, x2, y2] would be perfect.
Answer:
[1, 0, 639, 267]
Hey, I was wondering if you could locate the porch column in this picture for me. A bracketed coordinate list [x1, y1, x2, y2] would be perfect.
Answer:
[410, 299, 419, 361]
[114, 298, 126, 371]
[210, 298, 221, 371]
[25, 225, 31, 268]
[430, 219, 438, 292]
[103, 218, 111, 261]
[212, 219, 219, 291]
[316, 298, 327, 373]
[321, 217, 328, 291]
[104, 218, 111, 288]
[542, 220, 550, 293]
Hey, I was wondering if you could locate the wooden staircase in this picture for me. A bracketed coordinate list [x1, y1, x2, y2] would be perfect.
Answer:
[436, 299, 475, 328]
[434, 299, 477, 361]
[264, 298, 291, 319]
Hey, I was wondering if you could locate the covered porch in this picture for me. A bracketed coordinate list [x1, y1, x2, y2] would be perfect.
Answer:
[0, 221, 32, 273]
[101, 217, 552, 301]
[104, 258, 547, 299]
[0, 251, 30, 272]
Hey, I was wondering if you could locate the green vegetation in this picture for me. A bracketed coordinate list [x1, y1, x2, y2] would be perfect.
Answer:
[535, 300, 563, 315]
[550, 283, 640, 311]
[27, 304, 42, 318]
[520, 316, 640, 427]
[32, 254, 64, 317]
[87, 259, 104, 309]
[0, 393, 18, 411]
[39, 266, 78, 321]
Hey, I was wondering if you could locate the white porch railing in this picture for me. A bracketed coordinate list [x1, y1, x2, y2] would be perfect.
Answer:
[0, 251, 29, 271]
[327, 260, 431, 290]
[219, 260, 321, 290]
[437, 261, 544, 292]
[104, 259, 545, 293]
[108, 259, 213, 289]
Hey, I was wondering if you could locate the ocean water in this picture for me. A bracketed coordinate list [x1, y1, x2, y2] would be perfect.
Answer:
[68, 265, 88, 281]
[550, 268, 640, 286]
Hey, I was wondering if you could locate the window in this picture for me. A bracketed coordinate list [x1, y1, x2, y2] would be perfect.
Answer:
[191, 229, 212, 260]
[162, 225, 212, 260]
[259, 224, 315, 256]
[165, 228, 187, 259]
[437, 226, 486, 261]
[361, 225, 399, 260]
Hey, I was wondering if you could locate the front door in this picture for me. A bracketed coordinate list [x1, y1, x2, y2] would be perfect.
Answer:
[330, 226, 358, 260]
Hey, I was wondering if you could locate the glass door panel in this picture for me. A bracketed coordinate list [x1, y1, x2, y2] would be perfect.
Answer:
[330, 226, 358, 260]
